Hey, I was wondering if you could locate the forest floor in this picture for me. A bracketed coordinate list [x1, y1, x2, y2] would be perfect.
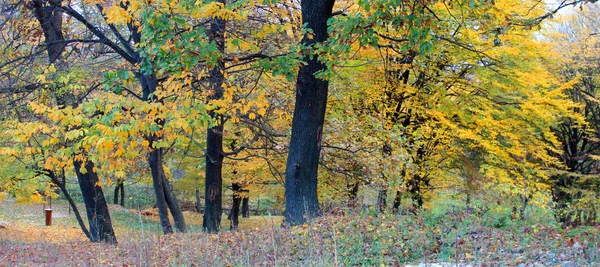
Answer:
[0, 198, 598, 266]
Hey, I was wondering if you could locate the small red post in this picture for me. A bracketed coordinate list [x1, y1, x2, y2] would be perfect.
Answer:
[45, 209, 52, 226]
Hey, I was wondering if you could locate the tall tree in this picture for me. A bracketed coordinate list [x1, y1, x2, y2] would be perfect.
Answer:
[203, 0, 227, 233]
[284, 0, 336, 225]
[30, 0, 116, 243]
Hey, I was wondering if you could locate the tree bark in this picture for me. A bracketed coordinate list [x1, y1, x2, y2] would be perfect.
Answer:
[284, 0, 335, 226]
[30, 0, 65, 65]
[73, 160, 117, 243]
[203, 1, 226, 233]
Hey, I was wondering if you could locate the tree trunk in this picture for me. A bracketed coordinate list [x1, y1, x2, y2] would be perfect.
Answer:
[347, 181, 359, 208]
[203, 2, 226, 233]
[149, 148, 186, 234]
[229, 183, 242, 230]
[139, 71, 187, 234]
[284, 0, 335, 226]
[48, 171, 93, 241]
[30, 0, 66, 65]
[409, 175, 424, 212]
[392, 190, 402, 213]
[30, 0, 117, 243]
[377, 188, 387, 213]
[114, 180, 124, 206]
[119, 181, 124, 207]
[195, 189, 202, 213]
[241, 192, 250, 218]
[73, 160, 117, 243]
[163, 176, 186, 232]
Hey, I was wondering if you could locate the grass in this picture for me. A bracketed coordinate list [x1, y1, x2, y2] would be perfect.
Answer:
[0, 198, 599, 266]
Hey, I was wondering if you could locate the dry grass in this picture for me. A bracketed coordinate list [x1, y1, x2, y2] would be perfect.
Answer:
[0, 199, 599, 266]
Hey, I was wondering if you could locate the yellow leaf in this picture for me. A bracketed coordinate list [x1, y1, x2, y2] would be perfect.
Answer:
[142, 140, 150, 147]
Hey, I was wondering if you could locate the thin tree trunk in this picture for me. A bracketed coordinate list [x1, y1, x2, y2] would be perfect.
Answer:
[163, 177, 186, 232]
[149, 148, 173, 234]
[48, 171, 93, 241]
[140, 72, 187, 234]
[392, 190, 402, 213]
[347, 181, 359, 208]
[119, 182, 124, 207]
[73, 160, 117, 243]
[203, 1, 226, 233]
[195, 189, 202, 213]
[377, 188, 388, 213]
[30, 2, 116, 243]
[284, 0, 336, 226]
[229, 183, 242, 230]
[241, 192, 250, 218]
[114, 180, 124, 206]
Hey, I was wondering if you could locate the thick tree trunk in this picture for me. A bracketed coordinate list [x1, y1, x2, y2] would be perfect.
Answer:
[241, 193, 250, 218]
[203, 123, 224, 233]
[73, 160, 117, 243]
[31, 0, 65, 65]
[229, 183, 242, 230]
[203, 2, 226, 233]
[284, 0, 335, 226]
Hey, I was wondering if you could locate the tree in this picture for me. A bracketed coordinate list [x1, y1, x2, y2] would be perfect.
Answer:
[284, 0, 336, 225]
[547, 4, 600, 225]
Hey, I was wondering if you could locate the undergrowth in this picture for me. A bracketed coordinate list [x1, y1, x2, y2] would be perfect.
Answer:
[1, 200, 598, 266]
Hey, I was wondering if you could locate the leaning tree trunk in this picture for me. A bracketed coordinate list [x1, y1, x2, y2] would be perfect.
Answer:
[31, 0, 116, 243]
[203, 2, 226, 233]
[284, 0, 336, 226]
[48, 171, 93, 241]
[149, 147, 187, 234]
[141, 73, 187, 234]
[73, 160, 117, 243]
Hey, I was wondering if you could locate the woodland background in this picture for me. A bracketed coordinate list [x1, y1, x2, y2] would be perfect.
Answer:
[1, 0, 600, 265]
